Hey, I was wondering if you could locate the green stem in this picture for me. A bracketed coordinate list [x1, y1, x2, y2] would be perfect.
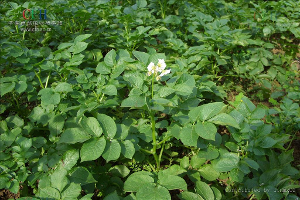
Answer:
[150, 74, 159, 171]
[34, 70, 44, 88]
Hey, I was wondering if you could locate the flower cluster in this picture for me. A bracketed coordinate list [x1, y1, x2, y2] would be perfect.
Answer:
[147, 59, 171, 81]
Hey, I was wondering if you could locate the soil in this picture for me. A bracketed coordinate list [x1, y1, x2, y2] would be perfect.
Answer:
[0, 189, 20, 200]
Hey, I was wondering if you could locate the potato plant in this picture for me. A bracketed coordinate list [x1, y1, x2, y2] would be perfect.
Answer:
[0, 0, 299, 199]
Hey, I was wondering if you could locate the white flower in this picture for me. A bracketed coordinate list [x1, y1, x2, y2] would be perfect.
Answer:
[159, 69, 171, 77]
[147, 62, 157, 76]
[157, 59, 166, 72]
[146, 59, 171, 80]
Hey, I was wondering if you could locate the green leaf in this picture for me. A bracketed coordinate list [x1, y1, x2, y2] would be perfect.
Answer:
[104, 191, 120, 200]
[258, 137, 277, 148]
[212, 187, 222, 200]
[0, 176, 9, 188]
[73, 42, 88, 54]
[61, 183, 81, 200]
[195, 181, 214, 200]
[109, 165, 130, 178]
[195, 122, 217, 141]
[49, 114, 65, 136]
[96, 114, 116, 138]
[103, 85, 117, 96]
[38, 88, 61, 105]
[132, 51, 150, 65]
[61, 149, 79, 171]
[121, 140, 135, 159]
[55, 82, 73, 93]
[50, 168, 68, 192]
[121, 96, 146, 108]
[80, 137, 106, 162]
[180, 156, 189, 169]
[213, 153, 239, 172]
[80, 117, 103, 137]
[96, 62, 111, 74]
[69, 167, 96, 185]
[102, 139, 121, 162]
[158, 87, 175, 98]
[59, 128, 91, 144]
[9, 179, 19, 194]
[136, 184, 171, 200]
[124, 172, 154, 192]
[158, 174, 187, 190]
[0, 82, 15, 96]
[180, 126, 198, 147]
[189, 102, 225, 122]
[37, 187, 60, 199]
[178, 191, 204, 200]
[74, 34, 92, 43]
[190, 155, 206, 169]
[243, 158, 259, 170]
[199, 165, 220, 181]
[208, 113, 240, 128]
[15, 80, 27, 94]
[104, 49, 116, 67]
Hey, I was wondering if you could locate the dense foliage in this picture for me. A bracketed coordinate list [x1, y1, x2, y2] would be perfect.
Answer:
[0, 0, 299, 199]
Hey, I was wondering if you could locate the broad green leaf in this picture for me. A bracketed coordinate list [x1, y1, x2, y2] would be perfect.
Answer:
[61, 183, 81, 200]
[213, 153, 239, 172]
[104, 191, 120, 200]
[243, 158, 259, 170]
[49, 114, 65, 136]
[104, 49, 116, 67]
[180, 156, 189, 169]
[123, 72, 143, 88]
[212, 187, 222, 200]
[69, 167, 96, 185]
[121, 96, 146, 108]
[158, 175, 187, 190]
[189, 102, 225, 122]
[258, 136, 277, 148]
[55, 82, 73, 93]
[174, 84, 193, 96]
[6, 115, 24, 128]
[61, 149, 79, 171]
[158, 87, 175, 98]
[37, 187, 60, 199]
[50, 168, 68, 191]
[121, 140, 135, 159]
[199, 165, 220, 181]
[208, 113, 240, 129]
[38, 88, 60, 105]
[0, 176, 9, 188]
[195, 181, 214, 200]
[73, 42, 88, 54]
[190, 155, 206, 169]
[0, 82, 15, 96]
[59, 128, 91, 144]
[132, 51, 150, 65]
[178, 191, 204, 200]
[103, 85, 117, 96]
[74, 34, 92, 43]
[80, 117, 103, 137]
[136, 184, 171, 200]
[109, 165, 130, 178]
[9, 179, 19, 194]
[15, 80, 27, 94]
[102, 139, 121, 162]
[180, 126, 198, 147]
[96, 62, 111, 74]
[195, 122, 217, 141]
[96, 114, 116, 138]
[124, 172, 154, 192]
[80, 137, 106, 162]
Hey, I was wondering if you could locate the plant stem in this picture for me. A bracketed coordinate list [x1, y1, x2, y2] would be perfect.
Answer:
[34, 70, 44, 88]
[150, 74, 160, 171]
